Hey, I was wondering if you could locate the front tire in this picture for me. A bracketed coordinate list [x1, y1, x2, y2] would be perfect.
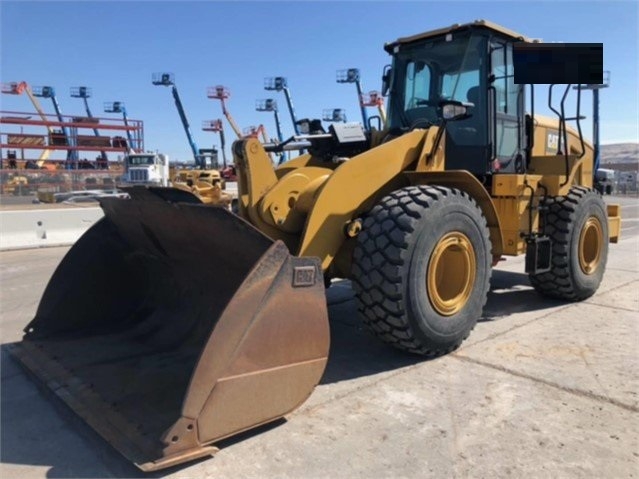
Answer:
[352, 186, 492, 357]
[529, 187, 609, 300]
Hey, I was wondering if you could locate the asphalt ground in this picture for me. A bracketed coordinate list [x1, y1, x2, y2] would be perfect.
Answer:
[0, 195, 637, 478]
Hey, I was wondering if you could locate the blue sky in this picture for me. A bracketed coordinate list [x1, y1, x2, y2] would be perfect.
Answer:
[1, 0, 638, 164]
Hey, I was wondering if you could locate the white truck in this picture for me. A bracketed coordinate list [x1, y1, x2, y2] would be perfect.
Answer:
[121, 152, 170, 187]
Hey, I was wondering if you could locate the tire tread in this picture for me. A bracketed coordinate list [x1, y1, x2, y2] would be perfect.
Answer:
[352, 186, 490, 357]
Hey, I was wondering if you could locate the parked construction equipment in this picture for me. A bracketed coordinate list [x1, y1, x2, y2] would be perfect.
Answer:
[202, 119, 228, 168]
[2, 173, 30, 195]
[1, 81, 54, 167]
[264, 76, 300, 135]
[207, 85, 243, 139]
[256, 99, 287, 164]
[336, 70, 388, 129]
[322, 108, 347, 123]
[70, 86, 108, 163]
[256, 99, 284, 144]
[207, 85, 273, 163]
[104, 101, 135, 151]
[10, 20, 620, 472]
[152, 73, 226, 201]
[31, 85, 78, 163]
[202, 119, 237, 180]
[336, 68, 368, 128]
[360, 90, 387, 126]
[152, 73, 211, 169]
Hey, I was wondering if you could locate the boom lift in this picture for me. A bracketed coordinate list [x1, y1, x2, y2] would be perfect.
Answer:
[336, 68, 368, 128]
[207, 86, 243, 139]
[202, 119, 237, 181]
[152, 73, 206, 168]
[256, 98, 287, 164]
[360, 90, 387, 126]
[264, 76, 300, 135]
[322, 108, 347, 123]
[256, 99, 284, 145]
[70, 86, 107, 163]
[1, 81, 53, 166]
[207, 86, 274, 162]
[32, 85, 78, 163]
[103, 101, 135, 152]
[202, 119, 228, 168]
[152, 74, 226, 202]
[10, 20, 620, 472]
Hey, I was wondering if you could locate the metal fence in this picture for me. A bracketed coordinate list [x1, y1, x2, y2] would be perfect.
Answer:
[1, 168, 123, 197]
[2, 167, 635, 200]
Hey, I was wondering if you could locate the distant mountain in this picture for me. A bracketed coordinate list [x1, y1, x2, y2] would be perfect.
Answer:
[600, 143, 638, 171]
[601, 143, 638, 163]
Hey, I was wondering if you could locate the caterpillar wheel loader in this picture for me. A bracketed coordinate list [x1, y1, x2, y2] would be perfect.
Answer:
[9, 19, 621, 471]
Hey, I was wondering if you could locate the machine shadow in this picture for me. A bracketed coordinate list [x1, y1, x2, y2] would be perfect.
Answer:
[481, 268, 565, 321]
[321, 271, 564, 385]
[320, 282, 421, 385]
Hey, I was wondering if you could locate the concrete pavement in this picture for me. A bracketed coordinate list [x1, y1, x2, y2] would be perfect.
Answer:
[0, 196, 637, 478]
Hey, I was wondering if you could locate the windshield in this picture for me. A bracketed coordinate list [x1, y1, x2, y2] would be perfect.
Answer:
[388, 32, 486, 129]
[128, 155, 157, 166]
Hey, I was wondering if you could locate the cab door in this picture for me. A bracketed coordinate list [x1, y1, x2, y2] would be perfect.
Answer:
[489, 39, 525, 173]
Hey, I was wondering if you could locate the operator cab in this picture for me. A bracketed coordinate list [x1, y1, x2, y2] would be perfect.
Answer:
[385, 21, 527, 176]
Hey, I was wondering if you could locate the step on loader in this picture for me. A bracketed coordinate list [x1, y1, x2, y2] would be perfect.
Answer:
[9, 20, 621, 471]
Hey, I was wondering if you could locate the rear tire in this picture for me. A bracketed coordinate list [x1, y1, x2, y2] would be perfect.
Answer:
[529, 187, 609, 301]
[351, 186, 492, 357]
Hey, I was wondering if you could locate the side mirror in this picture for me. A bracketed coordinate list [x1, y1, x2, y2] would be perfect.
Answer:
[381, 65, 392, 96]
[440, 100, 473, 121]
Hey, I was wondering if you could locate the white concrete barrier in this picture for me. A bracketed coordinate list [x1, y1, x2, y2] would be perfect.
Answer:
[0, 207, 104, 251]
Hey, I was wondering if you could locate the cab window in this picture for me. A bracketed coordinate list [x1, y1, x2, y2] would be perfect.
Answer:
[404, 61, 432, 109]
[490, 40, 523, 167]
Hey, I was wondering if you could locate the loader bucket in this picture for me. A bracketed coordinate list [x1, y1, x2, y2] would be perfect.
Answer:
[8, 187, 330, 471]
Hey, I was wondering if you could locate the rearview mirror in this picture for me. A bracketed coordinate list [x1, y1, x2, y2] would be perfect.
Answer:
[381, 65, 392, 96]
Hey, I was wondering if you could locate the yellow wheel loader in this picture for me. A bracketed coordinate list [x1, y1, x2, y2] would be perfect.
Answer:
[171, 168, 233, 207]
[9, 20, 621, 471]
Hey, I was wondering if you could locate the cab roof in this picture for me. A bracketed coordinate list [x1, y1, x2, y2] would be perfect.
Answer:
[384, 19, 534, 53]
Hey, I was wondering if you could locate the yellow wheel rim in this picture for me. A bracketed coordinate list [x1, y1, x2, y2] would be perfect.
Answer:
[578, 216, 603, 275]
[427, 232, 476, 316]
